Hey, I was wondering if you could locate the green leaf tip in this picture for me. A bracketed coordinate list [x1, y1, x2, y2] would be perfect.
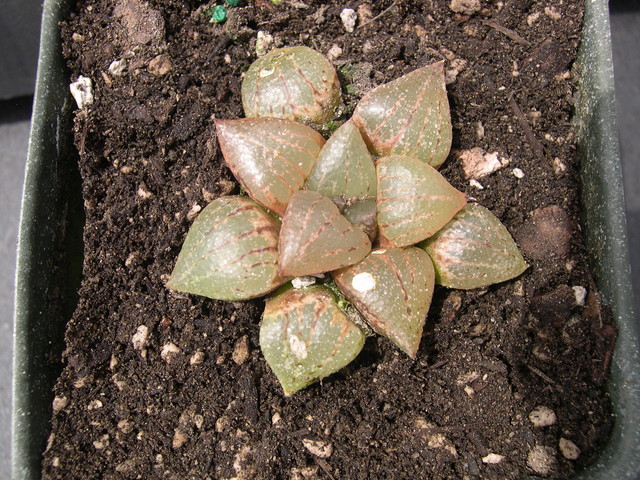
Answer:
[260, 285, 365, 395]
[242, 46, 341, 124]
[278, 190, 371, 277]
[333, 247, 435, 357]
[215, 117, 325, 216]
[377, 155, 467, 248]
[420, 204, 529, 289]
[167, 196, 288, 301]
[352, 61, 452, 169]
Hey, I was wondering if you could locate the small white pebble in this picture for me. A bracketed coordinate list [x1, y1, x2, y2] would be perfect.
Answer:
[272, 412, 282, 425]
[527, 445, 556, 475]
[340, 8, 357, 33]
[469, 179, 484, 190]
[87, 399, 103, 410]
[187, 204, 202, 221]
[572, 286, 587, 307]
[302, 438, 333, 458]
[161, 343, 181, 363]
[137, 185, 152, 200]
[529, 406, 557, 427]
[544, 6, 561, 20]
[52, 396, 69, 412]
[527, 11, 541, 25]
[292, 276, 317, 289]
[108, 59, 127, 76]
[553, 157, 567, 174]
[559, 438, 581, 460]
[327, 44, 343, 61]
[512, 168, 525, 179]
[482, 453, 505, 464]
[131, 325, 149, 352]
[70, 76, 94, 109]
[223, 53, 232, 64]
[352, 272, 376, 292]
[190, 350, 205, 365]
[255, 31, 274, 57]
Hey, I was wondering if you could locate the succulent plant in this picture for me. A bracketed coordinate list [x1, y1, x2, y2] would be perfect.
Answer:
[169, 46, 528, 394]
[241, 46, 341, 124]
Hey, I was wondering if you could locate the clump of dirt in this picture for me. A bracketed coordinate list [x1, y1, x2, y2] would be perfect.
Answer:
[43, 1, 614, 479]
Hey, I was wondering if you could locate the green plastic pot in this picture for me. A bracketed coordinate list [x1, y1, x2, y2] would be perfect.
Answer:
[12, 0, 640, 478]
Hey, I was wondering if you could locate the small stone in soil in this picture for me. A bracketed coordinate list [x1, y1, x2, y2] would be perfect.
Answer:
[516, 205, 572, 261]
[573, 286, 587, 307]
[458, 147, 509, 179]
[189, 350, 205, 365]
[559, 437, 581, 460]
[528, 406, 557, 427]
[529, 284, 575, 326]
[52, 396, 69, 412]
[482, 453, 505, 464]
[449, 0, 481, 14]
[148, 54, 172, 76]
[527, 445, 556, 476]
[70, 76, 94, 109]
[256, 31, 274, 57]
[232, 335, 249, 365]
[161, 342, 181, 363]
[302, 438, 333, 458]
[340, 8, 357, 33]
[131, 325, 149, 354]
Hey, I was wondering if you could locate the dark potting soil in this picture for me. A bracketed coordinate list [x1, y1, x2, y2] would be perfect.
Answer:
[44, 0, 616, 478]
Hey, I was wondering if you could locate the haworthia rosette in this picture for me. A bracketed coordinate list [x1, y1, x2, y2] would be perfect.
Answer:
[216, 118, 325, 216]
[260, 285, 365, 395]
[333, 247, 435, 357]
[279, 190, 371, 277]
[242, 46, 341, 124]
[352, 61, 452, 169]
[167, 196, 288, 300]
[419, 204, 529, 289]
[305, 120, 377, 200]
[377, 155, 467, 248]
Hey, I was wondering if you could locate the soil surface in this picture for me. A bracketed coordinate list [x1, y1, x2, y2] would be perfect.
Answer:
[44, 0, 616, 479]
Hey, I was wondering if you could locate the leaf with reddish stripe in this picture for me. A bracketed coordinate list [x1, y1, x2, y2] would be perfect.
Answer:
[305, 120, 376, 200]
[352, 62, 452, 168]
[242, 46, 341, 124]
[216, 118, 325, 216]
[260, 285, 365, 395]
[167, 196, 288, 300]
[377, 155, 466, 247]
[333, 247, 435, 357]
[419, 204, 529, 289]
[279, 190, 371, 277]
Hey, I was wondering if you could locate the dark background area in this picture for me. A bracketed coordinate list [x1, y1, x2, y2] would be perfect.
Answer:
[0, 0, 637, 478]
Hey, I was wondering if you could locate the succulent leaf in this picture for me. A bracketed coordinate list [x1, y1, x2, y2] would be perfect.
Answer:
[216, 118, 325, 216]
[242, 46, 341, 124]
[305, 120, 376, 200]
[377, 155, 467, 248]
[341, 198, 377, 242]
[167, 196, 287, 300]
[352, 62, 452, 168]
[260, 285, 366, 395]
[279, 190, 371, 277]
[419, 204, 529, 289]
[333, 247, 435, 357]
